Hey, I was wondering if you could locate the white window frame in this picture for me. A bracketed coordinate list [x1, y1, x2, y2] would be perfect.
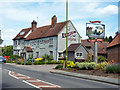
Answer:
[49, 38, 53, 45]
[76, 52, 83, 57]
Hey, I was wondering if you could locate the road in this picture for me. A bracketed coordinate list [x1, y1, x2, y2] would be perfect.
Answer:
[1, 64, 119, 90]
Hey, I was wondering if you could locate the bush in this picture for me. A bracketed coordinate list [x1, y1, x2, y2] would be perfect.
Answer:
[55, 65, 63, 69]
[51, 60, 57, 64]
[17, 61, 21, 64]
[94, 62, 109, 71]
[66, 61, 75, 68]
[77, 62, 96, 70]
[42, 54, 52, 61]
[9, 55, 20, 60]
[105, 64, 120, 73]
[75, 62, 79, 68]
[98, 56, 107, 62]
[57, 60, 63, 64]
[35, 58, 43, 61]
[38, 61, 45, 65]
[25, 61, 32, 65]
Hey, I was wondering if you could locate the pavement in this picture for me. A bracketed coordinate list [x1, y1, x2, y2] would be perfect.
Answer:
[50, 70, 120, 85]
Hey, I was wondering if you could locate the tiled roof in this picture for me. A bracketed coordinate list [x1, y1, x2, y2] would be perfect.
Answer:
[13, 27, 31, 40]
[81, 39, 109, 54]
[64, 43, 81, 52]
[25, 21, 69, 40]
[107, 33, 120, 48]
[24, 46, 33, 52]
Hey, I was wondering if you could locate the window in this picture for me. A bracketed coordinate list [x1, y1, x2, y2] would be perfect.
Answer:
[49, 38, 53, 44]
[20, 31, 25, 35]
[76, 53, 83, 57]
[50, 51, 53, 57]
[59, 53, 62, 57]
[15, 40, 17, 45]
[18, 40, 20, 45]
[36, 52, 39, 58]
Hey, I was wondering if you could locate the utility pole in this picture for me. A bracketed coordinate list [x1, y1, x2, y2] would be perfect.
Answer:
[66, 0, 68, 62]
[94, 38, 98, 63]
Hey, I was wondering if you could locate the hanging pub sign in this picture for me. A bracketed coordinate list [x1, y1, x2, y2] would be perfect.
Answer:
[86, 21, 105, 38]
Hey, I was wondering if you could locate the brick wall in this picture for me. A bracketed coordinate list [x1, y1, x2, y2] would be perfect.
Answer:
[107, 45, 120, 63]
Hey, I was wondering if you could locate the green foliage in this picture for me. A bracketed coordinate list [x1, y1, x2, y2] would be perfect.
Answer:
[50, 60, 57, 64]
[75, 62, 96, 70]
[9, 55, 20, 60]
[98, 56, 107, 62]
[94, 62, 109, 71]
[25, 61, 32, 65]
[55, 65, 63, 69]
[26, 54, 34, 62]
[17, 61, 21, 64]
[108, 36, 113, 43]
[57, 60, 63, 64]
[86, 53, 93, 62]
[42, 54, 52, 61]
[66, 61, 75, 68]
[2, 45, 13, 56]
[105, 64, 120, 73]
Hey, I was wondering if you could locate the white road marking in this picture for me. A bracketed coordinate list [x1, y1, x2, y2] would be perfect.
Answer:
[38, 85, 59, 88]
[37, 79, 61, 87]
[27, 80, 40, 82]
[18, 76, 30, 79]
[22, 80, 41, 89]
[8, 71, 19, 79]
[8, 70, 61, 88]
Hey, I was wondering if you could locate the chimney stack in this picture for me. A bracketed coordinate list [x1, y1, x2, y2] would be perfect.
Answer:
[31, 20, 37, 32]
[51, 15, 57, 28]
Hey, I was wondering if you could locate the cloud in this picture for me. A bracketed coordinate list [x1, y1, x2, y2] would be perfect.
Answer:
[1, 29, 19, 45]
[0, 2, 118, 45]
[95, 5, 118, 16]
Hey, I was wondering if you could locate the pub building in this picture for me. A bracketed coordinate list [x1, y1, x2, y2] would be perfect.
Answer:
[13, 15, 82, 60]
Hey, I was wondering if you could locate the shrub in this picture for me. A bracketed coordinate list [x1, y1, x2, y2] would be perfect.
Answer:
[105, 64, 120, 73]
[25, 61, 32, 65]
[57, 60, 63, 64]
[9, 55, 20, 60]
[12, 60, 16, 63]
[33, 61, 38, 65]
[75, 62, 79, 68]
[94, 62, 109, 71]
[86, 53, 93, 62]
[66, 61, 75, 68]
[38, 61, 45, 65]
[77, 62, 96, 70]
[35, 58, 43, 61]
[98, 56, 107, 62]
[55, 65, 63, 69]
[51, 60, 57, 64]
[17, 61, 21, 64]
[42, 54, 52, 61]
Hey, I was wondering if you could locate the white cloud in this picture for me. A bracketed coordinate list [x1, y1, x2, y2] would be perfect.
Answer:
[0, 2, 118, 45]
[1, 29, 19, 45]
[95, 5, 118, 16]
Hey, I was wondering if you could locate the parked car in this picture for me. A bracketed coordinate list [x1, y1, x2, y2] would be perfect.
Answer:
[0, 56, 6, 63]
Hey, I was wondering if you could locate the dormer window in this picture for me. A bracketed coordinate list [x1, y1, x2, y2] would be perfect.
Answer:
[20, 31, 25, 35]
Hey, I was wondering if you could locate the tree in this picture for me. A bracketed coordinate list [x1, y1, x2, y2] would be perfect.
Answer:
[104, 36, 109, 42]
[2, 45, 13, 56]
[108, 36, 113, 43]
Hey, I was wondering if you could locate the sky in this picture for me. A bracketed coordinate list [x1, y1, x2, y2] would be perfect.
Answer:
[0, 0, 119, 45]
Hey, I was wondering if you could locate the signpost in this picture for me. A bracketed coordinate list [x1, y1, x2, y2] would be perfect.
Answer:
[86, 21, 105, 63]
